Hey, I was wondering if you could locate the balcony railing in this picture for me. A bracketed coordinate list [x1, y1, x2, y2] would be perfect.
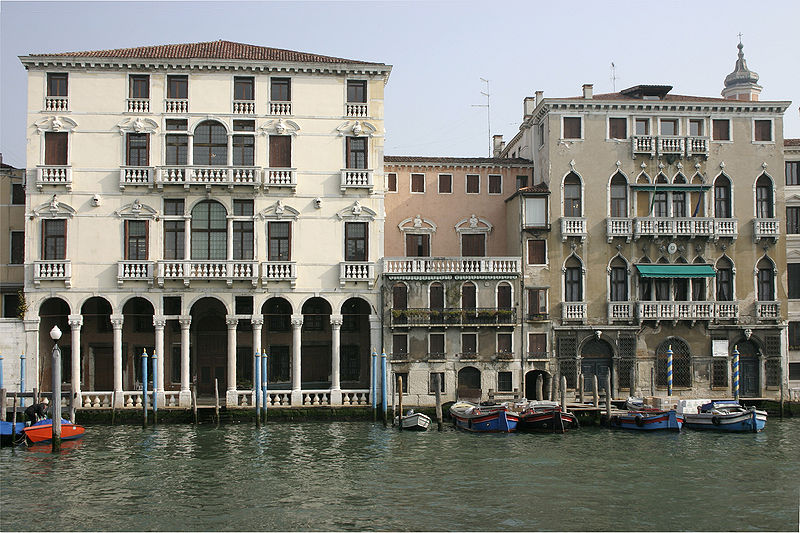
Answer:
[715, 219, 738, 240]
[44, 96, 69, 112]
[390, 307, 517, 327]
[560, 217, 587, 242]
[632, 135, 655, 158]
[126, 98, 150, 113]
[383, 257, 521, 276]
[164, 99, 188, 113]
[562, 302, 586, 322]
[117, 261, 154, 286]
[155, 166, 260, 189]
[608, 301, 634, 321]
[34, 260, 71, 288]
[340, 261, 375, 286]
[637, 301, 740, 321]
[345, 103, 368, 117]
[632, 135, 710, 159]
[232, 100, 255, 114]
[269, 101, 292, 115]
[36, 166, 72, 190]
[261, 261, 297, 286]
[753, 219, 779, 241]
[606, 218, 633, 242]
[657, 136, 685, 155]
[686, 136, 709, 158]
[264, 168, 296, 189]
[632, 217, 738, 240]
[157, 260, 258, 287]
[756, 301, 780, 320]
[119, 166, 154, 189]
[340, 169, 374, 192]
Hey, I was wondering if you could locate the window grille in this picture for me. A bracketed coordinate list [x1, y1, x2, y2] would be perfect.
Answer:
[712, 359, 729, 388]
[765, 359, 780, 387]
[656, 338, 691, 387]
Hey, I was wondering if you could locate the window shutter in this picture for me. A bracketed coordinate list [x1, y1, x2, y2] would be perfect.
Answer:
[461, 234, 485, 257]
[45, 132, 68, 165]
[528, 240, 545, 264]
[269, 136, 291, 168]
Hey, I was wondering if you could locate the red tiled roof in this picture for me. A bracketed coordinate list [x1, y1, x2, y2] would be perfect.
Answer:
[28, 40, 385, 65]
[560, 91, 733, 103]
[518, 183, 549, 193]
[385, 156, 532, 165]
[785, 138, 800, 146]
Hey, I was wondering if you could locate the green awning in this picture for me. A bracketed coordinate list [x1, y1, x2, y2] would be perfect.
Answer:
[636, 264, 717, 278]
[630, 185, 711, 192]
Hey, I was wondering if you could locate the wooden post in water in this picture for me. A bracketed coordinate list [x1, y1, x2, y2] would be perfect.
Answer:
[560, 376, 567, 412]
[397, 375, 403, 431]
[214, 378, 220, 427]
[605, 372, 612, 423]
[192, 387, 198, 425]
[578, 375, 584, 404]
[254, 351, 261, 428]
[391, 372, 396, 427]
[434, 373, 443, 431]
[536, 374, 543, 401]
[111, 390, 116, 425]
[69, 391, 76, 424]
[50, 326, 63, 453]
[141, 349, 148, 428]
[650, 367, 655, 396]
[629, 366, 636, 399]
[11, 393, 18, 442]
[0, 389, 6, 422]
[592, 375, 599, 407]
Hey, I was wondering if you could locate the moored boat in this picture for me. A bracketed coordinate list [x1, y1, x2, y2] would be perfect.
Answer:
[678, 399, 766, 432]
[517, 401, 579, 433]
[449, 401, 518, 433]
[395, 409, 432, 431]
[21, 418, 85, 444]
[1, 420, 26, 446]
[609, 409, 683, 431]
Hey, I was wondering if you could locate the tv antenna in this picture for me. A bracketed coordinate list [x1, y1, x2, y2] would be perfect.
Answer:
[471, 78, 491, 156]
[610, 62, 618, 92]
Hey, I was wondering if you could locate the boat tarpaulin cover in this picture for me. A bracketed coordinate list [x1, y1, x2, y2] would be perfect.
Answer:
[635, 264, 717, 278]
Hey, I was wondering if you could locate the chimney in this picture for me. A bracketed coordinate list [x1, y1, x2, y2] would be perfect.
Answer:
[535, 90, 544, 107]
[524, 97, 536, 117]
[492, 135, 505, 157]
[582, 84, 593, 99]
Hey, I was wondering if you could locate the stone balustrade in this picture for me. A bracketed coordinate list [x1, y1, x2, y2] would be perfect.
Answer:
[156, 166, 261, 189]
[606, 218, 633, 242]
[637, 301, 740, 321]
[164, 99, 188, 113]
[384, 257, 520, 276]
[261, 261, 297, 285]
[340, 261, 375, 286]
[753, 218, 779, 241]
[269, 101, 292, 115]
[560, 217, 587, 241]
[264, 168, 296, 189]
[607, 301, 634, 321]
[158, 260, 259, 287]
[632, 135, 710, 158]
[345, 103, 368, 117]
[233, 100, 255, 114]
[36, 165, 72, 190]
[562, 302, 587, 322]
[756, 301, 780, 320]
[126, 98, 150, 113]
[119, 166, 154, 189]
[34, 260, 71, 287]
[117, 261, 154, 286]
[44, 96, 69, 112]
[340, 169, 373, 191]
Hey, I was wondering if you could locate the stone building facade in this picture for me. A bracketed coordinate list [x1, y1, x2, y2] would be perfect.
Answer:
[785, 138, 800, 393]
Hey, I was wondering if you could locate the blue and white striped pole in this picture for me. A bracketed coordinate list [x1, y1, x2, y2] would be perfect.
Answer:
[151, 350, 158, 418]
[733, 345, 740, 400]
[261, 352, 268, 420]
[20, 352, 26, 408]
[254, 350, 261, 424]
[667, 345, 673, 396]
[371, 350, 377, 420]
[141, 349, 148, 426]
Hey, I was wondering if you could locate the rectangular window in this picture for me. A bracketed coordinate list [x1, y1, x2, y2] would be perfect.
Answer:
[653, 192, 668, 217]
[268, 221, 291, 261]
[660, 118, 678, 136]
[438, 174, 452, 193]
[538, 122, 545, 146]
[754, 120, 772, 142]
[528, 333, 547, 357]
[167, 75, 188, 99]
[712, 119, 731, 141]
[789, 264, 800, 299]
[271, 78, 291, 101]
[44, 132, 68, 165]
[565, 268, 582, 302]
[498, 371, 512, 392]
[497, 333, 512, 354]
[341, 345, 360, 381]
[126, 133, 149, 166]
[165, 134, 188, 165]
[129, 75, 149, 98]
[429, 333, 445, 357]
[269, 136, 292, 168]
[689, 119, 704, 136]
[163, 220, 184, 260]
[42, 219, 66, 260]
[635, 118, 650, 136]
[461, 234, 485, 257]
[563, 117, 582, 139]
[527, 288, 547, 318]
[488, 175, 502, 194]
[462, 333, 477, 355]
[610, 267, 627, 301]
[672, 191, 686, 218]
[233, 199, 253, 217]
[609, 118, 627, 139]
[790, 363, 800, 381]
[393, 334, 408, 356]
[347, 80, 367, 103]
[429, 372, 445, 393]
[411, 173, 425, 193]
[406, 234, 430, 257]
[346, 137, 367, 169]
[125, 220, 148, 260]
[233, 120, 255, 132]
[233, 135, 254, 166]
[166, 119, 188, 131]
[788, 207, 800, 234]
[516, 175, 528, 190]
[789, 322, 800, 350]
[345, 222, 367, 261]
[466, 174, 480, 194]
[527, 239, 546, 264]
[524, 197, 547, 227]
[395, 372, 409, 393]
[233, 220, 254, 260]
[3, 294, 20, 318]
[163, 199, 184, 216]
[387, 172, 397, 192]
[47, 73, 68, 96]
[787, 161, 800, 186]
[11, 183, 25, 205]
[10, 231, 24, 264]
[234, 76, 254, 101]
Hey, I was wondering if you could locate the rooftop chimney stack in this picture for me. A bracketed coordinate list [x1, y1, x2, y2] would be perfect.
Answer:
[535, 90, 544, 107]
[524, 97, 536, 117]
[583, 84, 593, 99]
[492, 135, 505, 158]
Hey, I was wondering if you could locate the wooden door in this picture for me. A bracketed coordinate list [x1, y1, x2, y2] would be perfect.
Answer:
[740, 358, 759, 397]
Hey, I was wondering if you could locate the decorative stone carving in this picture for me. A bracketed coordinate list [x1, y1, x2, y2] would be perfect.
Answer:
[34, 116, 78, 134]
[116, 117, 158, 135]
[258, 200, 299, 220]
[115, 200, 157, 219]
[336, 201, 377, 220]
[31, 195, 76, 219]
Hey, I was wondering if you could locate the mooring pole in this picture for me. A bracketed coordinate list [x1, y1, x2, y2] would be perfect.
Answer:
[397, 375, 403, 431]
[192, 387, 198, 425]
[11, 393, 18, 441]
[141, 349, 148, 428]
[578, 374, 584, 404]
[605, 372, 612, 423]
[69, 390, 75, 424]
[666, 345, 673, 397]
[111, 390, 116, 425]
[371, 351, 377, 422]
[50, 326, 62, 452]
[536, 374, 543, 401]
[592, 375, 599, 407]
[151, 350, 158, 424]
[391, 372, 396, 427]
[254, 351, 261, 427]
[0, 352, 4, 391]
[630, 366, 636, 399]
[261, 352, 268, 423]
[0, 388, 6, 423]
[560, 375, 567, 413]
[434, 373, 443, 431]
[214, 378, 220, 427]
[19, 352, 26, 408]
[381, 351, 387, 427]
[733, 345, 740, 401]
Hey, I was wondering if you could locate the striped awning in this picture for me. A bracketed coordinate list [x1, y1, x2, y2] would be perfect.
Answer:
[636, 264, 716, 278]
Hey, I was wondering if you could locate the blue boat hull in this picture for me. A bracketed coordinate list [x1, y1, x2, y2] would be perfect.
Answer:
[610, 410, 683, 431]
[452, 409, 518, 433]
[684, 409, 766, 432]
[1, 420, 26, 446]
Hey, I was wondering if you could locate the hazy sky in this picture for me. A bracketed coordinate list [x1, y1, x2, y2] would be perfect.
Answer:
[1, 0, 798, 168]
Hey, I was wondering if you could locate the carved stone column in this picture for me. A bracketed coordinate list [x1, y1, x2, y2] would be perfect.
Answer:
[110, 314, 124, 407]
[68, 314, 83, 402]
[330, 314, 343, 405]
[369, 314, 382, 407]
[226, 316, 238, 405]
[153, 316, 166, 405]
[179, 315, 192, 407]
[291, 314, 303, 405]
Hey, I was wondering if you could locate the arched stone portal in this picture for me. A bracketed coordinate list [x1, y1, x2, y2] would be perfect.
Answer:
[580, 338, 613, 394]
[524, 370, 550, 401]
[457, 366, 481, 401]
[190, 297, 227, 397]
[38, 298, 71, 392]
[301, 297, 332, 387]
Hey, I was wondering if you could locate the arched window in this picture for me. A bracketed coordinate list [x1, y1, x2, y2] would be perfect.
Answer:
[757, 258, 775, 301]
[610, 172, 627, 218]
[429, 282, 444, 311]
[656, 338, 691, 388]
[462, 282, 476, 310]
[692, 257, 707, 301]
[392, 283, 408, 310]
[563, 172, 582, 217]
[653, 174, 669, 217]
[716, 256, 734, 301]
[191, 200, 227, 260]
[609, 257, 628, 301]
[714, 174, 731, 218]
[755, 174, 773, 219]
[193, 120, 227, 166]
[497, 283, 512, 309]
[564, 257, 582, 302]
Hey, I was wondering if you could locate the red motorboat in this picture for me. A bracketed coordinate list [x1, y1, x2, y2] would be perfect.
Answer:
[517, 401, 579, 433]
[22, 418, 85, 444]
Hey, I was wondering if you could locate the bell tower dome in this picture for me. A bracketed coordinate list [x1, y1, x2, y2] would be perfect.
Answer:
[722, 39, 762, 101]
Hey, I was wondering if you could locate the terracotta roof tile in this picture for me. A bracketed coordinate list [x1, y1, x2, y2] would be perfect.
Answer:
[29, 40, 384, 65]
[785, 138, 800, 146]
[560, 91, 733, 103]
[518, 183, 549, 193]
[385, 156, 532, 165]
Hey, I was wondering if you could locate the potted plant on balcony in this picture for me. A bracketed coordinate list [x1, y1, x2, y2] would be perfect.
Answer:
[496, 309, 514, 323]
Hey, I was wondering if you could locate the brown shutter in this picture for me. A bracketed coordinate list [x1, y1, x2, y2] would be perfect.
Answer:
[392, 284, 407, 309]
[461, 234, 485, 257]
[430, 284, 444, 310]
[269, 136, 291, 168]
[497, 284, 511, 309]
[45, 132, 68, 165]
[528, 240, 545, 264]
[462, 283, 476, 309]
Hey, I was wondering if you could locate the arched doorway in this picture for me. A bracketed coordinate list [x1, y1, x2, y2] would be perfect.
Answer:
[262, 297, 292, 389]
[457, 366, 481, 401]
[81, 297, 113, 392]
[302, 297, 332, 387]
[122, 297, 155, 390]
[524, 370, 550, 401]
[580, 338, 613, 394]
[735, 340, 760, 397]
[341, 298, 371, 388]
[38, 298, 71, 392]
[191, 297, 227, 397]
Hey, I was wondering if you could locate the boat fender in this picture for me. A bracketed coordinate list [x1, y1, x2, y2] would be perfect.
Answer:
[634, 415, 644, 427]
[610, 415, 620, 426]
[711, 416, 721, 426]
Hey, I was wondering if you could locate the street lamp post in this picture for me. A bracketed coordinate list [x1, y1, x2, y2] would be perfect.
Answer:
[50, 325, 62, 452]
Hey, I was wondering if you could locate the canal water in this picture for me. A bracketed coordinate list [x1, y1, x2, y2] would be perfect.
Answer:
[2, 419, 798, 532]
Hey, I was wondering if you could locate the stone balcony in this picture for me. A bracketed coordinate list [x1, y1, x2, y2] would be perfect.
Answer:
[753, 219, 779, 242]
[607, 301, 635, 322]
[606, 218, 633, 242]
[164, 99, 188, 113]
[232, 100, 255, 114]
[383, 257, 521, 278]
[340, 261, 375, 287]
[126, 98, 150, 113]
[631, 135, 709, 159]
[263, 168, 297, 190]
[261, 261, 297, 287]
[44, 96, 69, 112]
[119, 167, 154, 189]
[157, 260, 258, 288]
[269, 101, 292, 115]
[345, 103, 368, 117]
[36, 166, 72, 190]
[637, 301, 739, 322]
[632, 217, 738, 240]
[390, 307, 517, 327]
[33, 260, 71, 288]
[340, 169, 373, 192]
[561, 302, 587, 322]
[155, 166, 260, 190]
[756, 301, 781, 320]
[117, 261, 154, 286]
[560, 217, 587, 242]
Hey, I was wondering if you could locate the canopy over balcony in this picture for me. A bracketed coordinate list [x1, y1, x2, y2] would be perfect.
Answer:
[636, 264, 716, 278]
